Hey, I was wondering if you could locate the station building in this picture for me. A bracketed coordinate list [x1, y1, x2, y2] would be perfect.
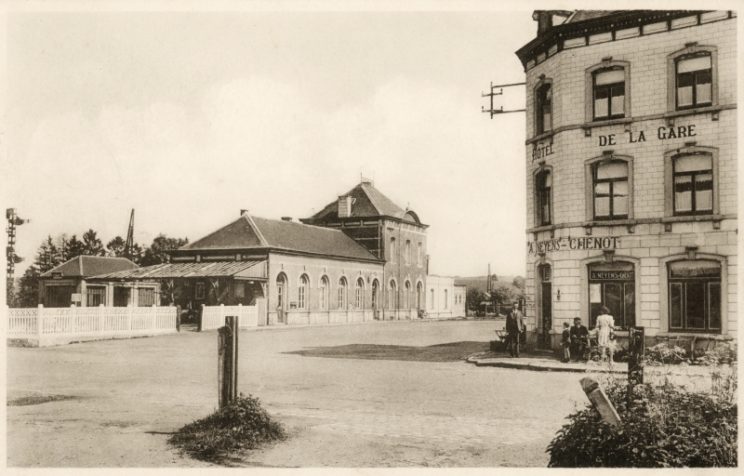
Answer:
[92, 180, 466, 325]
[515, 10, 737, 349]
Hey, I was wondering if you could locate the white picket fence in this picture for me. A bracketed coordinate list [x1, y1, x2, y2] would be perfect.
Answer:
[6, 305, 178, 347]
[201, 303, 259, 330]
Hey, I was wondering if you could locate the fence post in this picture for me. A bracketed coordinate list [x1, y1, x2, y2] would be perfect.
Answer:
[128, 304, 134, 336]
[580, 377, 621, 427]
[37, 304, 44, 345]
[628, 326, 645, 386]
[238, 303, 242, 329]
[176, 305, 181, 332]
[218, 315, 240, 408]
[99, 304, 106, 334]
[199, 304, 204, 332]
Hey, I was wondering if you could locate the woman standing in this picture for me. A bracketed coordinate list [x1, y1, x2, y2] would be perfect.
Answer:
[595, 306, 615, 365]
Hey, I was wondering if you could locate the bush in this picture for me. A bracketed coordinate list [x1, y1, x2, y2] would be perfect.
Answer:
[547, 380, 737, 467]
[169, 394, 286, 463]
[646, 342, 689, 365]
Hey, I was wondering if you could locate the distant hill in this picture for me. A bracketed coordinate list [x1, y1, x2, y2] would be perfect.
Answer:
[454, 275, 522, 293]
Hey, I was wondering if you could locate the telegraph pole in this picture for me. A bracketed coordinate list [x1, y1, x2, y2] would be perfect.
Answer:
[6, 208, 29, 305]
[124, 209, 135, 260]
[481, 81, 526, 118]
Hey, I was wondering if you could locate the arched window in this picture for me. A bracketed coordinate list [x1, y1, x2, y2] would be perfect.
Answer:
[298, 274, 309, 310]
[337, 277, 348, 309]
[535, 169, 552, 226]
[416, 281, 423, 310]
[405, 240, 411, 265]
[593, 159, 628, 220]
[404, 281, 411, 308]
[276, 273, 287, 310]
[388, 280, 397, 309]
[371, 279, 379, 310]
[319, 276, 330, 310]
[676, 53, 712, 109]
[355, 277, 364, 309]
[444, 289, 449, 309]
[389, 237, 396, 262]
[429, 288, 435, 309]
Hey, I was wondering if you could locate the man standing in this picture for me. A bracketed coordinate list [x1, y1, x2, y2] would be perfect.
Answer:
[505, 301, 525, 357]
[569, 317, 589, 361]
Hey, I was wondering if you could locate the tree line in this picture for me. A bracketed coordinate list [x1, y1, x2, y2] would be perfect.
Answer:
[10, 229, 188, 307]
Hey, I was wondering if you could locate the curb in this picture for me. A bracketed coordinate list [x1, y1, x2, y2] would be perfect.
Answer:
[466, 355, 626, 374]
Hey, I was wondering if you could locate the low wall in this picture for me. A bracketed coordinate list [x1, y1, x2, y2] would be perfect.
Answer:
[201, 302, 262, 330]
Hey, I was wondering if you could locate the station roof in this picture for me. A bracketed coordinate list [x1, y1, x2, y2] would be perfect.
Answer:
[303, 180, 425, 226]
[89, 260, 267, 281]
[40, 256, 138, 279]
[177, 214, 381, 262]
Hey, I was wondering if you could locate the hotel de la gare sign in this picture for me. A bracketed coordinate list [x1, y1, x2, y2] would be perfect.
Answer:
[531, 123, 698, 161]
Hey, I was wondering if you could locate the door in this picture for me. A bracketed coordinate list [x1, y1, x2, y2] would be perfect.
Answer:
[539, 264, 552, 348]
[588, 262, 635, 328]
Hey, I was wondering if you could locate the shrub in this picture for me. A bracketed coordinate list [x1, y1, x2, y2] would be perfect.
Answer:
[645, 342, 689, 365]
[169, 394, 286, 463]
[547, 380, 737, 467]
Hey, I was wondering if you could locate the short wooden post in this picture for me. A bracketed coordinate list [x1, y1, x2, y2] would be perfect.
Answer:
[580, 377, 621, 427]
[36, 304, 44, 345]
[198, 304, 204, 332]
[628, 326, 645, 386]
[176, 305, 181, 332]
[218, 315, 240, 408]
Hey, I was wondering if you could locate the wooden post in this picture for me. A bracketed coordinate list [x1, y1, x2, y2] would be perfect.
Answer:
[218, 315, 239, 408]
[176, 305, 181, 332]
[36, 304, 44, 345]
[628, 326, 645, 386]
[580, 377, 621, 427]
[198, 304, 204, 332]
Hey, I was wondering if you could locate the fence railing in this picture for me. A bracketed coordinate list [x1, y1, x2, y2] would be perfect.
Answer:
[7, 305, 178, 347]
[201, 303, 260, 330]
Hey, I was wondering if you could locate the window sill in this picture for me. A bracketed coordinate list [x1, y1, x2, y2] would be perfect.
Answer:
[581, 117, 633, 130]
[583, 219, 635, 227]
[663, 105, 723, 121]
[526, 131, 555, 144]
[660, 214, 723, 223]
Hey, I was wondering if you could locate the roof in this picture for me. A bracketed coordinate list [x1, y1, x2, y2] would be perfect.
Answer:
[89, 260, 267, 281]
[41, 256, 138, 278]
[303, 181, 424, 225]
[563, 10, 619, 24]
[179, 214, 381, 262]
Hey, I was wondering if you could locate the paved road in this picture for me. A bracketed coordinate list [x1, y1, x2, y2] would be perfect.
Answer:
[7, 320, 589, 467]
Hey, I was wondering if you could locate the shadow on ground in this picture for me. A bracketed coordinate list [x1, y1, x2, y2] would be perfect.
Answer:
[285, 341, 490, 362]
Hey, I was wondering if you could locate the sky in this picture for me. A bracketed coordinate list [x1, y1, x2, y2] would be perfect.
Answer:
[3, 4, 536, 278]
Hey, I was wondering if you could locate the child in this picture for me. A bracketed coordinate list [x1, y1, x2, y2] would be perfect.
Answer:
[561, 322, 571, 362]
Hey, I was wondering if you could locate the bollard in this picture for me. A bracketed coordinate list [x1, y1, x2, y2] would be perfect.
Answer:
[580, 377, 621, 427]
[628, 326, 645, 386]
[218, 315, 239, 408]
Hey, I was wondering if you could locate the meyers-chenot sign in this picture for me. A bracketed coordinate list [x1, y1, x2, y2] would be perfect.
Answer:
[527, 236, 620, 255]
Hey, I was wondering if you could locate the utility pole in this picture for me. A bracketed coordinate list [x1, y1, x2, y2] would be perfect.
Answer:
[481, 81, 526, 118]
[6, 208, 29, 305]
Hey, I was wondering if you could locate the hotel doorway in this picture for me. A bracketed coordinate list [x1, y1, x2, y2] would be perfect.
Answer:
[588, 262, 635, 328]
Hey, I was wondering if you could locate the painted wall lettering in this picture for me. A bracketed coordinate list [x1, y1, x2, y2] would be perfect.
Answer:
[527, 236, 620, 255]
[591, 124, 697, 148]
[598, 134, 616, 146]
[532, 142, 555, 161]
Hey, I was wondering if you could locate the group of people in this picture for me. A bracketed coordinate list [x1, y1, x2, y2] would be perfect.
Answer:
[503, 302, 616, 363]
[561, 306, 615, 363]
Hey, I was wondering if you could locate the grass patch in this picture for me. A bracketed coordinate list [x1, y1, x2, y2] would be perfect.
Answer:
[168, 394, 286, 464]
[286, 341, 489, 362]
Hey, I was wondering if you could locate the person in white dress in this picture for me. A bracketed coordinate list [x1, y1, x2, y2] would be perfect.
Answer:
[595, 306, 615, 364]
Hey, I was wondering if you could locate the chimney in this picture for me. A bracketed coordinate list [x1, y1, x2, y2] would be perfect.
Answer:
[338, 196, 353, 218]
[532, 10, 553, 34]
[240, 209, 250, 216]
[281, 216, 293, 222]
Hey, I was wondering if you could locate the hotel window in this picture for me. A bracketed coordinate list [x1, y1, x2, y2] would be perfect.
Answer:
[668, 260, 721, 333]
[444, 289, 448, 309]
[676, 53, 712, 109]
[355, 278, 364, 309]
[673, 153, 713, 215]
[417, 242, 423, 266]
[667, 45, 717, 112]
[535, 82, 552, 134]
[405, 240, 411, 265]
[592, 160, 629, 220]
[337, 277, 348, 309]
[535, 169, 552, 226]
[389, 237, 396, 262]
[319, 276, 329, 310]
[593, 67, 625, 120]
[298, 274, 309, 309]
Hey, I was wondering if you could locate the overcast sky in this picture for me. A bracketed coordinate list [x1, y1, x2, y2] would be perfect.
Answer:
[4, 4, 536, 278]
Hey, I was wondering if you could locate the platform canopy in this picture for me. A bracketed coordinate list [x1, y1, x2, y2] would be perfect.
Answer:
[88, 260, 267, 281]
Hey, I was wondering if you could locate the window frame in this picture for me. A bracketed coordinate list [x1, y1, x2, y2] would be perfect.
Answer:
[534, 78, 553, 135]
[667, 45, 718, 112]
[355, 277, 364, 309]
[663, 146, 719, 218]
[298, 274, 309, 310]
[584, 154, 634, 222]
[672, 154, 714, 216]
[585, 60, 631, 124]
[319, 275, 330, 310]
[534, 166, 553, 226]
[337, 277, 348, 310]
[667, 260, 721, 333]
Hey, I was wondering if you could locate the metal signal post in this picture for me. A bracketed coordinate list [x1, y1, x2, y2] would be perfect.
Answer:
[6, 208, 29, 304]
[481, 81, 526, 118]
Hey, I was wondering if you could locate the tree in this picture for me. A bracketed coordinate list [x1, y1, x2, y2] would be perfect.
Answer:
[63, 234, 86, 260]
[82, 229, 105, 256]
[466, 288, 487, 314]
[140, 235, 189, 266]
[106, 236, 127, 257]
[15, 265, 41, 307]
